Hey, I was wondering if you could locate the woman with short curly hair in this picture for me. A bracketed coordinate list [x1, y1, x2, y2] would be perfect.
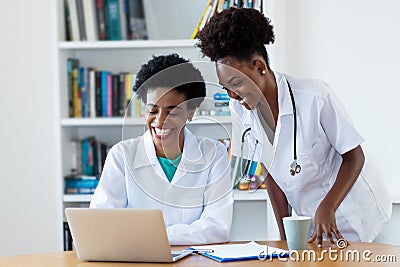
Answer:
[197, 7, 391, 246]
[90, 54, 233, 245]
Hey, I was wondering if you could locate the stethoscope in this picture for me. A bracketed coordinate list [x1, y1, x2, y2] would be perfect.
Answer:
[240, 78, 301, 177]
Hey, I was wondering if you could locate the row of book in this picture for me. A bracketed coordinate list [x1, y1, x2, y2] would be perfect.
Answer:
[64, 0, 147, 41]
[67, 58, 145, 118]
[64, 136, 110, 194]
[192, 0, 263, 39]
[70, 136, 110, 177]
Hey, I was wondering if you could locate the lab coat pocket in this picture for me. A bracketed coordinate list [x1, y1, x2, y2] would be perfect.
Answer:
[294, 143, 323, 190]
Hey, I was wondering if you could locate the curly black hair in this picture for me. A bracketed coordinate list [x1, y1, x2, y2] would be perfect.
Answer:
[197, 7, 275, 64]
[134, 53, 206, 109]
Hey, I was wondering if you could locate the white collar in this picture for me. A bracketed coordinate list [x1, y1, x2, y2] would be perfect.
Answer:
[131, 128, 207, 169]
[274, 71, 294, 117]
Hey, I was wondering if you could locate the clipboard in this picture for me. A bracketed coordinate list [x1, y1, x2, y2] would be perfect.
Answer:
[189, 241, 289, 262]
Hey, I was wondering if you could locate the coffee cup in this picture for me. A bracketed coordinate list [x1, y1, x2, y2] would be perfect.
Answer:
[283, 216, 311, 250]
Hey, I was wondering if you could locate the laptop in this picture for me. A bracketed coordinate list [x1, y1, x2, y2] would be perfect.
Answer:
[65, 208, 192, 262]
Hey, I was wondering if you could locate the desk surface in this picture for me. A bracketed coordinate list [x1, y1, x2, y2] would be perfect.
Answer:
[1, 241, 399, 266]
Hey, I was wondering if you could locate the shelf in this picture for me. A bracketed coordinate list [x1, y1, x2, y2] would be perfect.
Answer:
[63, 194, 93, 202]
[233, 189, 268, 201]
[58, 39, 198, 50]
[63, 189, 267, 203]
[61, 116, 232, 127]
[391, 193, 400, 204]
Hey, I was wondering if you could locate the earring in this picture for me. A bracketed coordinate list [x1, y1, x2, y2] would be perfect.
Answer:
[262, 70, 266, 75]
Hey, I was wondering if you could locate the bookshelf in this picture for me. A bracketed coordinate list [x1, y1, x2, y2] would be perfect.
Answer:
[56, 0, 277, 248]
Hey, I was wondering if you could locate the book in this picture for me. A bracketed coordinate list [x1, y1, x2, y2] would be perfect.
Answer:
[63, 221, 73, 251]
[75, 0, 87, 40]
[106, 72, 112, 116]
[72, 67, 82, 117]
[78, 67, 87, 117]
[105, 0, 122, 40]
[67, 0, 81, 40]
[223, 0, 230, 10]
[95, 0, 108, 40]
[123, 0, 132, 39]
[88, 67, 96, 117]
[82, 0, 98, 41]
[64, 175, 100, 194]
[101, 71, 109, 117]
[73, 139, 83, 174]
[191, 0, 212, 39]
[95, 71, 102, 116]
[216, 0, 225, 13]
[118, 0, 127, 40]
[189, 241, 289, 262]
[125, 73, 133, 116]
[128, 0, 147, 40]
[69, 137, 109, 178]
[67, 58, 79, 117]
[206, 0, 220, 24]
[118, 72, 127, 116]
[112, 74, 120, 116]
[64, 0, 73, 41]
[81, 136, 96, 175]
[67, 60, 138, 118]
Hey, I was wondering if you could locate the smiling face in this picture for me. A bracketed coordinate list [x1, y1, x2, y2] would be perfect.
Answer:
[216, 57, 265, 110]
[146, 87, 195, 159]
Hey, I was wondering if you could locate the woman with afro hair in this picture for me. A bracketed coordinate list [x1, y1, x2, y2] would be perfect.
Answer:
[90, 54, 233, 245]
[197, 7, 391, 246]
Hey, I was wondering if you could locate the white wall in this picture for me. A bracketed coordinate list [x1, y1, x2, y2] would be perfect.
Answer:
[0, 1, 62, 256]
[273, 0, 400, 195]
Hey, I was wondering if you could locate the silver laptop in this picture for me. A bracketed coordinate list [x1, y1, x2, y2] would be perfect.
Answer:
[65, 208, 192, 262]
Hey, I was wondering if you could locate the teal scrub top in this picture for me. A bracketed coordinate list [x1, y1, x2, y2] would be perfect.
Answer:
[157, 154, 182, 182]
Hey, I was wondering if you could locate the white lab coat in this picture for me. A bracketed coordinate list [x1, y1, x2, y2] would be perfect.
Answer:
[230, 71, 392, 241]
[90, 128, 234, 245]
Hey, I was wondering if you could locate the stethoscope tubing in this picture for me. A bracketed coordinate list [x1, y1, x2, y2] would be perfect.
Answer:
[287, 79, 298, 163]
[240, 77, 301, 178]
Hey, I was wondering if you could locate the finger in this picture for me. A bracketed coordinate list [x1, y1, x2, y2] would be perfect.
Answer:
[317, 234, 323, 248]
[321, 225, 335, 248]
[332, 228, 343, 241]
[316, 226, 323, 248]
[308, 231, 317, 243]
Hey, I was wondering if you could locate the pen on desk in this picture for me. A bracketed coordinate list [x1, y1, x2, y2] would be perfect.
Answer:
[183, 249, 214, 253]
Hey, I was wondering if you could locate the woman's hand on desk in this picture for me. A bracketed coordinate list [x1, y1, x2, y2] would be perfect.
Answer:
[308, 202, 345, 248]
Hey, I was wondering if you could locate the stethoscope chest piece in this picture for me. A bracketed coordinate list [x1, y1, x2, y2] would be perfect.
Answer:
[290, 160, 301, 176]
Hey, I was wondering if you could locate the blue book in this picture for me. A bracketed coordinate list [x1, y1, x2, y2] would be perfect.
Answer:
[78, 67, 87, 117]
[105, 0, 121, 40]
[101, 71, 109, 117]
[64, 175, 100, 194]
[81, 138, 89, 175]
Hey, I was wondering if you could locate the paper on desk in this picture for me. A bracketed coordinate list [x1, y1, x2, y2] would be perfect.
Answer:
[189, 241, 289, 262]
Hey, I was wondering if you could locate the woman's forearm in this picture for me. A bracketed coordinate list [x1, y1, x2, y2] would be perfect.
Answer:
[321, 145, 365, 210]
[263, 165, 290, 240]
